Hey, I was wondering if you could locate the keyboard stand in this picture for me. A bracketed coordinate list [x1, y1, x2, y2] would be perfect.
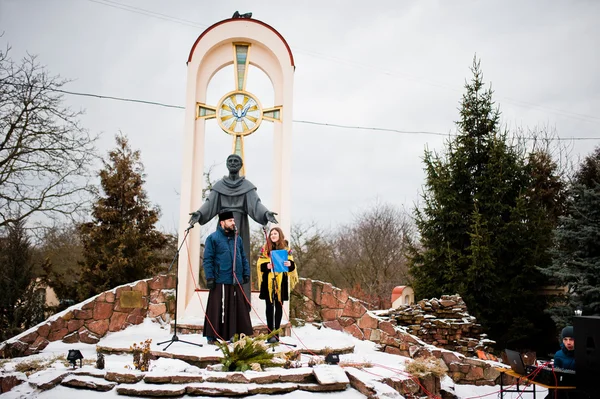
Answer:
[496, 368, 576, 398]
[498, 369, 539, 399]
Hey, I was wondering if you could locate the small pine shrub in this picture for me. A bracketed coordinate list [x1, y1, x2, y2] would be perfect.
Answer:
[216, 330, 284, 372]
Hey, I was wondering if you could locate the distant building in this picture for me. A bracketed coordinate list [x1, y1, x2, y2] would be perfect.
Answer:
[391, 285, 414, 308]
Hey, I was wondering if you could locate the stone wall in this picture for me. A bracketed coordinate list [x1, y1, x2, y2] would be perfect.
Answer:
[0, 274, 176, 358]
[384, 295, 492, 354]
[290, 278, 500, 386]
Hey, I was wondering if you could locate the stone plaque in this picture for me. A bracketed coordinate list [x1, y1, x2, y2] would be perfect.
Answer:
[119, 291, 143, 308]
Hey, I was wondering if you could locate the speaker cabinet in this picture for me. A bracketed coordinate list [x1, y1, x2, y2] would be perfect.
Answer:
[574, 316, 600, 392]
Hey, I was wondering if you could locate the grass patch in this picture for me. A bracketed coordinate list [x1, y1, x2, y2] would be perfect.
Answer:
[14, 355, 66, 375]
[405, 357, 447, 378]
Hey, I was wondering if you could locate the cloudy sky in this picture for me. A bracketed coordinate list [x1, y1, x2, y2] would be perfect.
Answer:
[1, 0, 599, 233]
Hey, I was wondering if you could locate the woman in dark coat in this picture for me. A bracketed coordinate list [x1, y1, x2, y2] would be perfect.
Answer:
[256, 227, 298, 343]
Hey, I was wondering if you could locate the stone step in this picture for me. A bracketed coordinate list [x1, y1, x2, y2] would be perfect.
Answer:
[61, 375, 116, 392]
[116, 381, 347, 397]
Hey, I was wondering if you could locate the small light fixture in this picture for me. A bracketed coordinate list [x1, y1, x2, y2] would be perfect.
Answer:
[574, 309, 583, 316]
[67, 349, 84, 368]
[325, 353, 340, 365]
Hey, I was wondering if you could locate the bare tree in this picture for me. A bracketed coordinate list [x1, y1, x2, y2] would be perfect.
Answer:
[290, 222, 336, 284]
[332, 202, 415, 308]
[0, 46, 96, 228]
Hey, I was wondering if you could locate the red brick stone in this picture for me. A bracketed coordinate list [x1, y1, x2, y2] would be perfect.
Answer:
[384, 346, 402, 355]
[86, 319, 109, 336]
[332, 288, 349, 304]
[301, 278, 312, 299]
[320, 292, 343, 309]
[50, 317, 66, 331]
[397, 331, 420, 345]
[1, 374, 26, 393]
[149, 289, 165, 304]
[48, 328, 68, 342]
[28, 336, 49, 353]
[459, 364, 470, 373]
[313, 283, 323, 305]
[67, 319, 84, 333]
[343, 323, 364, 340]
[73, 309, 93, 320]
[81, 300, 95, 310]
[338, 317, 356, 327]
[32, 335, 50, 349]
[418, 374, 440, 396]
[465, 366, 484, 381]
[105, 291, 116, 303]
[341, 299, 366, 318]
[79, 328, 101, 344]
[442, 352, 461, 365]
[36, 323, 50, 338]
[357, 312, 379, 329]
[93, 301, 114, 320]
[148, 303, 166, 318]
[148, 276, 162, 290]
[322, 320, 343, 331]
[109, 312, 129, 332]
[367, 328, 381, 343]
[132, 280, 149, 296]
[126, 308, 146, 325]
[148, 275, 175, 290]
[321, 282, 333, 294]
[379, 321, 397, 336]
[19, 331, 39, 344]
[62, 332, 79, 344]
[115, 285, 132, 298]
[320, 308, 342, 321]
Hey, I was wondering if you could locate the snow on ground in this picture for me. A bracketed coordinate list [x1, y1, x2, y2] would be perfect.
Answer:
[0, 319, 548, 398]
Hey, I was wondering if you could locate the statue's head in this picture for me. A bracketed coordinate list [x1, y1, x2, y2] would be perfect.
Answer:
[226, 154, 243, 174]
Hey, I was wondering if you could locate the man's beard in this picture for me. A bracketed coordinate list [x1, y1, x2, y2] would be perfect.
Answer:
[224, 225, 236, 234]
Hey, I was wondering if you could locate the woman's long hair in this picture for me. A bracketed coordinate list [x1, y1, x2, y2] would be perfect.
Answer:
[265, 227, 287, 257]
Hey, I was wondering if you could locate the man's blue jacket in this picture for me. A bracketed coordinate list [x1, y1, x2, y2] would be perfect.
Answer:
[203, 225, 250, 285]
[553, 343, 575, 370]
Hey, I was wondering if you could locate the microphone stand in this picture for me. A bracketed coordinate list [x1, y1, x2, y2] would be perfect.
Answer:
[159, 226, 203, 350]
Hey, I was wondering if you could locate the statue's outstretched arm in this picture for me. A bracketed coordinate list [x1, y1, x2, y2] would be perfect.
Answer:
[188, 191, 219, 228]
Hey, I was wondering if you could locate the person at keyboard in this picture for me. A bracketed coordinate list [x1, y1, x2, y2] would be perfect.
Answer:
[544, 326, 577, 399]
[554, 326, 575, 370]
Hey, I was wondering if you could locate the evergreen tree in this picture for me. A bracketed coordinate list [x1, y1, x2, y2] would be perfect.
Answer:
[0, 220, 46, 340]
[409, 58, 564, 348]
[78, 134, 167, 299]
[544, 147, 600, 325]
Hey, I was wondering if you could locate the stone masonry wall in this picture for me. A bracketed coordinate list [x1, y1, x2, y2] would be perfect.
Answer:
[290, 278, 500, 386]
[0, 274, 176, 358]
[384, 295, 492, 354]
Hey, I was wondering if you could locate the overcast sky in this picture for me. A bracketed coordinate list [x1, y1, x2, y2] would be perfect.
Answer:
[1, 0, 599, 233]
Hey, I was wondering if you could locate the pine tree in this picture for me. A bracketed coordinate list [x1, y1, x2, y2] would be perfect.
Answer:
[0, 220, 46, 340]
[409, 58, 564, 348]
[78, 134, 167, 299]
[544, 147, 600, 325]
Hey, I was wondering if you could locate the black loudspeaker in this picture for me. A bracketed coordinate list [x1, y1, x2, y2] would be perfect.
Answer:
[574, 316, 600, 393]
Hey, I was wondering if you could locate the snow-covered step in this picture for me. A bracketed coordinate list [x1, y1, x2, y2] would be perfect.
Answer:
[61, 374, 116, 391]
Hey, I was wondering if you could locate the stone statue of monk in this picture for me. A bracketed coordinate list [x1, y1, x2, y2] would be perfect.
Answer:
[188, 154, 278, 295]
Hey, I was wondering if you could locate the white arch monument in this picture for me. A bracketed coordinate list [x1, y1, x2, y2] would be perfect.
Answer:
[177, 16, 295, 321]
